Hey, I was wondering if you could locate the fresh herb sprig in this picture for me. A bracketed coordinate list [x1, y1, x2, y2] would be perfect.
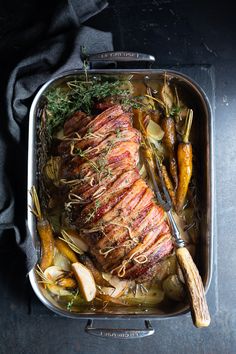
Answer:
[45, 80, 130, 137]
[170, 105, 182, 117]
[67, 289, 79, 311]
[85, 199, 101, 223]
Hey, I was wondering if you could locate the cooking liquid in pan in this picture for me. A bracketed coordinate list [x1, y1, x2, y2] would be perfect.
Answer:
[34, 73, 201, 314]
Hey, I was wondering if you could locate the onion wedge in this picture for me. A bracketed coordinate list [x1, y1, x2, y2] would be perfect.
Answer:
[147, 119, 164, 141]
[100, 273, 129, 298]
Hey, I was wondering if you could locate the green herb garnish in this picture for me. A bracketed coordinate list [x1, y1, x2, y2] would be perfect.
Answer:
[67, 289, 79, 311]
[75, 148, 87, 158]
[45, 80, 130, 137]
[170, 105, 181, 117]
[116, 128, 121, 138]
[122, 96, 144, 110]
[95, 200, 100, 209]
[85, 198, 101, 223]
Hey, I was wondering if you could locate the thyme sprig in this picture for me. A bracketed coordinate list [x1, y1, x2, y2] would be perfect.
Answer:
[85, 199, 101, 223]
[67, 289, 80, 311]
[45, 80, 130, 137]
[74, 141, 113, 181]
[170, 105, 182, 117]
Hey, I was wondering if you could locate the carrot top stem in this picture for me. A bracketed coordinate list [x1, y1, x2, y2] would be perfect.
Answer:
[183, 109, 193, 144]
[174, 86, 180, 108]
[29, 186, 43, 220]
[145, 94, 166, 109]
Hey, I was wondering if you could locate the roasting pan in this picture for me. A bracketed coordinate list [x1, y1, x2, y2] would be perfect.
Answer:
[27, 51, 214, 338]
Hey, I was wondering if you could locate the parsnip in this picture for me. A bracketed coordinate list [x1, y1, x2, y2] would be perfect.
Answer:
[72, 262, 96, 302]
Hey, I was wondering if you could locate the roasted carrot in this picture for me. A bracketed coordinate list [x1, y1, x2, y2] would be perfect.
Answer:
[29, 186, 54, 271]
[56, 277, 77, 289]
[81, 255, 112, 287]
[55, 238, 78, 263]
[161, 116, 178, 188]
[158, 76, 179, 188]
[161, 164, 176, 208]
[176, 109, 193, 212]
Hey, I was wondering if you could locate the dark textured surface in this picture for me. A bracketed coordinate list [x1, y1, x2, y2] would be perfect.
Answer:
[1, 0, 236, 353]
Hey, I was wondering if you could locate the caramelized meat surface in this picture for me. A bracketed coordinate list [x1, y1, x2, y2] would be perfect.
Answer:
[58, 105, 173, 281]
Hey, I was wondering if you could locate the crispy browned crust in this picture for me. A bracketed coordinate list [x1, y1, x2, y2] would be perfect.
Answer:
[58, 105, 173, 281]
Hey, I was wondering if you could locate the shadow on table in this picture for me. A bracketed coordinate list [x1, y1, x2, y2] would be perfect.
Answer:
[0, 230, 31, 313]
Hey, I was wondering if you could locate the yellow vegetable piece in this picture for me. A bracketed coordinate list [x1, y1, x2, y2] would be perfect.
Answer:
[72, 262, 96, 302]
[29, 186, 54, 272]
[37, 220, 54, 272]
[62, 229, 88, 253]
[83, 256, 111, 287]
[55, 239, 78, 263]
[43, 266, 72, 296]
[57, 277, 77, 289]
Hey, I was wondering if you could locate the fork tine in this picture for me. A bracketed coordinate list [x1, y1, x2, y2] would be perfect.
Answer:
[144, 158, 171, 211]
[153, 154, 172, 208]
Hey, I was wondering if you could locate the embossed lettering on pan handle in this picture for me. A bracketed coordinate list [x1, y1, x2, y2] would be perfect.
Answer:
[176, 247, 211, 328]
[88, 51, 155, 63]
[85, 320, 154, 339]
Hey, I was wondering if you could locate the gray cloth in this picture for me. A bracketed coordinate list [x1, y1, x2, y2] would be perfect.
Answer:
[1, 0, 113, 270]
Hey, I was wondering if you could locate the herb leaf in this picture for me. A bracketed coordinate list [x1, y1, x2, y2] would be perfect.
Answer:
[170, 105, 181, 117]
[67, 289, 79, 311]
[45, 80, 130, 137]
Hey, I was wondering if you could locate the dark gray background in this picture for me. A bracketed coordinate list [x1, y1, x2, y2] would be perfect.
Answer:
[1, 0, 236, 353]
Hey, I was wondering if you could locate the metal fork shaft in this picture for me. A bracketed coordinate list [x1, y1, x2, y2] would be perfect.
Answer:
[167, 211, 185, 248]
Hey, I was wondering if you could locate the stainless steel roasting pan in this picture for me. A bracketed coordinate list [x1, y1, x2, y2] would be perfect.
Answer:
[27, 52, 214, 338]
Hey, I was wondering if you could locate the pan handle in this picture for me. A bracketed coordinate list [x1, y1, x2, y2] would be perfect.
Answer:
[88, 51, 155, 63]
[85, 319, 154, 339]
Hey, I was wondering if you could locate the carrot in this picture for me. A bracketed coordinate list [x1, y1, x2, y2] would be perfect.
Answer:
[162, 116, 176, 150]
[161, 116, 178, 188]
[55, 238, 78, 263]
[56, 277, 77, 289]
[176, 110, 193, 212]
[169, 154, 178, 189]
[161, 164, 176, 208]
[29, 186, 54, 271]
[81, 255, 112, 287]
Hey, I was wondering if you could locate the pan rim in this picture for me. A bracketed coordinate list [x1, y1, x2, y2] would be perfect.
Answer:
[27, 68, 214, 319]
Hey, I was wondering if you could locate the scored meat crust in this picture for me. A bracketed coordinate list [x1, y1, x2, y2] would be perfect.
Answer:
[58, 105, 173, 281]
